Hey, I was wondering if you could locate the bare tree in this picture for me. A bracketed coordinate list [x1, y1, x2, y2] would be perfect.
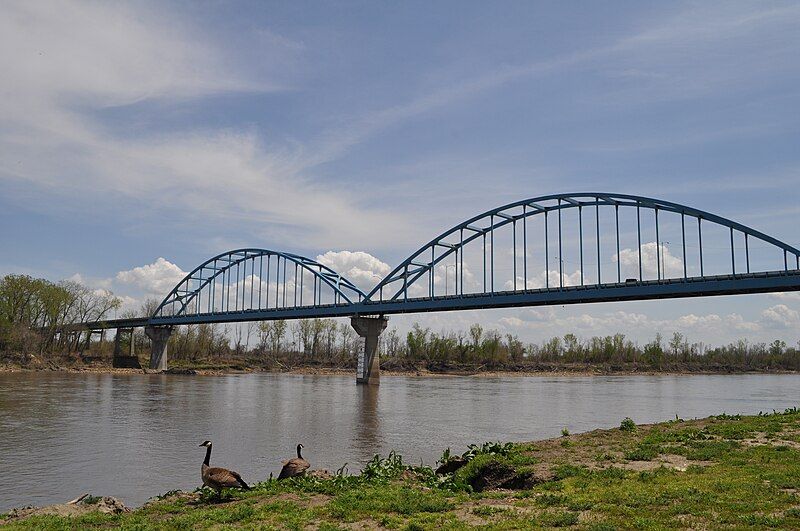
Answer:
[139, 297, 160, 318]
[271, 320, 287, 354]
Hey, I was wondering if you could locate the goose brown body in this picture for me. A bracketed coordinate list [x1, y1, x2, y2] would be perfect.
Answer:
[278, 443, 310, 479]
[199, 441, 250, 493]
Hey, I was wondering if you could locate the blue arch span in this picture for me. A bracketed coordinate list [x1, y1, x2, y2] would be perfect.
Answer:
[366, 193, 800, 302]
[153, 248, 366, 319]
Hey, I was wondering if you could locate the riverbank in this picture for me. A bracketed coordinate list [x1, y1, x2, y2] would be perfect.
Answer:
[3, 358, 798, 377]
[3, 409, 799, 529]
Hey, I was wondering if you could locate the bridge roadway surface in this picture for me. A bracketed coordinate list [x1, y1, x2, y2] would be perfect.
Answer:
[76, 270, 800, 330]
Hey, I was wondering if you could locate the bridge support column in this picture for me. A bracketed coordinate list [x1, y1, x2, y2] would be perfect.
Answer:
[112, 328, 141, 369]
[145, 326, 173, 371]
[351, 316, 388, 385]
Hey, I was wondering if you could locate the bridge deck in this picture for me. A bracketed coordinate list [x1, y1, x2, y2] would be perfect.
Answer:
[75, 270, 800, 330]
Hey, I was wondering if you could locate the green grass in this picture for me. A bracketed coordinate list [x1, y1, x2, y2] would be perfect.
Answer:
[623, 443, 660, 461]
[471, 505, 512, 516]
[537, 510, 579, 527]
[4, 408, 800, 529]
[325, 485, 455, 520]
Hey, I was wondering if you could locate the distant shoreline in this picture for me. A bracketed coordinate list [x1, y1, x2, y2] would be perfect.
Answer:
[2, 361, 798, 378]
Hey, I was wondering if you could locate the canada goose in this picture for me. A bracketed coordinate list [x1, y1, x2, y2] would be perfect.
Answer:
[199, 441, 250, 494]
[278, 443, 310, 479]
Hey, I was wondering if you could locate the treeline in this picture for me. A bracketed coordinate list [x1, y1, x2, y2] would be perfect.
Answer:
[163, 318, 364, 368]
[2, 274, 799, 373]
[0, 274, 120, 360]
[379, 325, 800, 372]
[163, 320, 800, 373]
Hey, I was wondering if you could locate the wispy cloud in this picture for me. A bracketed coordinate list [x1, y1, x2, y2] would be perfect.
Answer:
[3, 1, 798, 252]
[0, 1, 410, 251]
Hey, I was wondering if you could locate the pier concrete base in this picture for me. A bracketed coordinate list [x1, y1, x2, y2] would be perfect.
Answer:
[351, 316, 388, 385]
[145, 326, 173, 371]
[112, 328, 141, 369]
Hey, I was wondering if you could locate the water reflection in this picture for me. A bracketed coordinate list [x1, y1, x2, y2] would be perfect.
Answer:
[1, 372, 799, 510]
[355, 384, 381, 459]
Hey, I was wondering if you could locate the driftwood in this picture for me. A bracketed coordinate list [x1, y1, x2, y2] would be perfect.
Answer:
[67, 493, 89, 505]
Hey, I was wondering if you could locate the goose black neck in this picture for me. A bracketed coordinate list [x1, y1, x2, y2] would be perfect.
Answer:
[296, 445, 303, 459]
[203, 445, 212, 466]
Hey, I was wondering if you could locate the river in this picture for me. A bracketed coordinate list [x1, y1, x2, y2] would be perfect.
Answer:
[1, 372, 799, 511]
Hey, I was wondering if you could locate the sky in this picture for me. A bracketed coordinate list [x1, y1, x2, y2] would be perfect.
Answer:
[1, 0, 799, 347]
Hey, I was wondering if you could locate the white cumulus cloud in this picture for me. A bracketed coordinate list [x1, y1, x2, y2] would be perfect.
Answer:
[115, 258, 187, 297]
[505, 269, 584, 291]
[615, 242, 683, 279]
[760, 304, 800, 329]
[495, 305, 766, 342]
[315, 251, 392, 293]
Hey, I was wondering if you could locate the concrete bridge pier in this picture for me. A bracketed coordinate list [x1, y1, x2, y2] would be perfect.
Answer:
[145, 326, 173, 371]
[112, 328, 141, 369]
[351, 315, 388, 385]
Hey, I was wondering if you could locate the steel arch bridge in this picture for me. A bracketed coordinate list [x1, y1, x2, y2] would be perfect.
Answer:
[70, 192, 800, 379]
[133, 192, 800, 326]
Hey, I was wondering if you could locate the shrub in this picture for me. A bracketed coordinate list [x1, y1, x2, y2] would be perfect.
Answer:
[361, 451, 409, 481]
[620, 417, 636, 432]
[461, 441, 514, 460]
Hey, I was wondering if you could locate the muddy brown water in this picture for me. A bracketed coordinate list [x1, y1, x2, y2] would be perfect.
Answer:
[1, 372, 799, 511]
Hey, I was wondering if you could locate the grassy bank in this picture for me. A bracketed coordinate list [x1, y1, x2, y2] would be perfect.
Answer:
[3, 409, 800, 529]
